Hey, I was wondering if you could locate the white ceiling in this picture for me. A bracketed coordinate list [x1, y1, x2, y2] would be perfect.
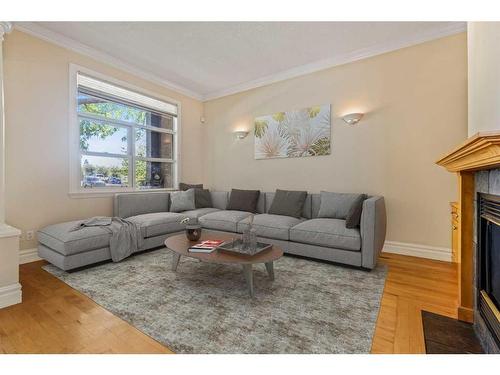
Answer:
[16, 22, 466, 101]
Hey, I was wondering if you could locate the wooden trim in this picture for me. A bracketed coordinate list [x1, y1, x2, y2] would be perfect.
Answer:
[458, 306, 474, 323]
[457, 171, 474, 323]
[436, 131, 500, 172]
[451, 201, 459, 263]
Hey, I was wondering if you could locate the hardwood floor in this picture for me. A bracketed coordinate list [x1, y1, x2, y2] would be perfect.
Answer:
[371, 253, 458, 353]
[0, 261, 171, 354]
[0, 253, 458, 354]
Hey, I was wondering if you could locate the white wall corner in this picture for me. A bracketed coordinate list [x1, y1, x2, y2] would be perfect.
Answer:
[0, 282, 21, 309]
[383, 241, 452, 262]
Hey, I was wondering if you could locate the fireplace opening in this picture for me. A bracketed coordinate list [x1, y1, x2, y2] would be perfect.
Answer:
[478, 193, 500, 347]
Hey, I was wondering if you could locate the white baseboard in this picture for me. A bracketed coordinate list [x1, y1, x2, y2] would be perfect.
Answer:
[383, 241, 452, 262]
[0, 283, 22, 309]
[19, 248, 41, 264]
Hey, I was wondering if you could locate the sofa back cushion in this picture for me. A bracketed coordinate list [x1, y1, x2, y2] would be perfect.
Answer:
[296, 193, 373, 219]
[193, 189, 213, 208]
[311, 194, 321, 218]
[345, 194, 367, 228]
[114, 192, 170, 219]
[268, 189, 308, 218]
[227, 189, 261, 213]
[179, 183, 212, 208]
[169, 189, 196, 212]
[210, 191, 229, 209]
[207, 191, 264, 212]
[317, 191, 365, 220]
[256, 193, 265, 214]
[265, 192, 312, 219]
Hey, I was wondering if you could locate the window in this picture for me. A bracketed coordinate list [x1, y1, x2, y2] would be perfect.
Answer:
[71, 68, 179, 195]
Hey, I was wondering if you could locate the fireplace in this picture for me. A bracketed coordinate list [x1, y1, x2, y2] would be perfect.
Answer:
[477, 193, 500, 348]
[436, 133, 500, 353]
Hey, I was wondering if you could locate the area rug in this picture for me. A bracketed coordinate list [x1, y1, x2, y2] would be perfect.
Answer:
[43, 248, 387, 353]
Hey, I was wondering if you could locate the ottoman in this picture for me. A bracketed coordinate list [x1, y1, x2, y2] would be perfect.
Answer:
[37, 220, 112, 271]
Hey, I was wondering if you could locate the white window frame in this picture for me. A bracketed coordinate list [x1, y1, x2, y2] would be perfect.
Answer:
[68, 64, 182, 198]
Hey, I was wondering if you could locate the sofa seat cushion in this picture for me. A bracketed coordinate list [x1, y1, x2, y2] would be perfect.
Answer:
[199, 210, 252, 232]
[181, 208, 220, 220]
[290, 218, 361, 251]
[37, 221, 111, 256]
[127, 212, 186, 238]
[237, 214, 304, 241]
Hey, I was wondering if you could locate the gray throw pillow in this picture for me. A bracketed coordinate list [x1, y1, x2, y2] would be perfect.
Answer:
[170, 189, 195, 212]
[195, 189, 213, 209]
[345, 194, 367, 228]
[179, 182, 203, 191]
[179, 183, 212, 208]
[268, 189, 307, 218]
[227, 189, 260, 213]
[317, 191, 364, 220]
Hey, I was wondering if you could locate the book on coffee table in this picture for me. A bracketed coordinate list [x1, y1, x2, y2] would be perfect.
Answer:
[188, 240, 224, 253]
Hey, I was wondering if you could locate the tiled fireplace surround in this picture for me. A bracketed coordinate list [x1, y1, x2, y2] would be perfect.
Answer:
[473, 170, 500, 353]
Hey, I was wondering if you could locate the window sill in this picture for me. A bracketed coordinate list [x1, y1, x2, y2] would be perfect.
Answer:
[68, 188, 177, 199]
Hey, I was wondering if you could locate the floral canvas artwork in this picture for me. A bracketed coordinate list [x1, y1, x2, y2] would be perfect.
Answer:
[254, 104, 331, 159]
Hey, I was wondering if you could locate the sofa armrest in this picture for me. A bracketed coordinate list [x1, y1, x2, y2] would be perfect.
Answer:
[114, 192, 170, 218]
[360, 196, 387, 269]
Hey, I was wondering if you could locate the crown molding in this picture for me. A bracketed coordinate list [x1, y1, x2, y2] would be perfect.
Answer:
[0, 22, 12, 40]
[11, 22, 466, 103]
[12, 22, 204, 101]
[203, 22, 467, 101]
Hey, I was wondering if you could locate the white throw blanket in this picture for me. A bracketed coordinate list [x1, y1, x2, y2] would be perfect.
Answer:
[71, 216, 142, 262]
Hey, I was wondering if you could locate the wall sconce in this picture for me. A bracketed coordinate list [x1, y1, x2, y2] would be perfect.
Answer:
[234, 131, 249, 140]
[342, 113, 364, 125]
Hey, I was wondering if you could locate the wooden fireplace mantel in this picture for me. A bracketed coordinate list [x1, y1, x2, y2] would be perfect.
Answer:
[436, 131, 500, 323]
[436, 131, 500, 172]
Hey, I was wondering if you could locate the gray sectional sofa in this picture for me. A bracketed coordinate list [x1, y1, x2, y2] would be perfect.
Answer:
[37, 190, 386, 271]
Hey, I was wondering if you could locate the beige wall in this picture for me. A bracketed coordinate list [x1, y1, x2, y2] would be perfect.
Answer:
[468, 22, 500, 136]
[204, 33, 468, 249]
[4, 30, 205, 250]
[4, 30, 468, 252]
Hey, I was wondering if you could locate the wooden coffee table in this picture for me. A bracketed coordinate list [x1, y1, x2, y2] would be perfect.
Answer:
[164, 233, 283, 297]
